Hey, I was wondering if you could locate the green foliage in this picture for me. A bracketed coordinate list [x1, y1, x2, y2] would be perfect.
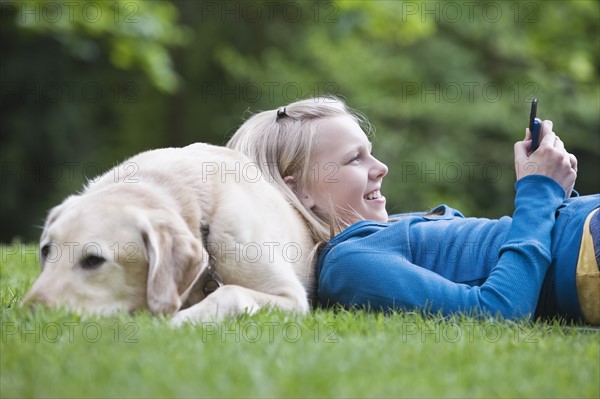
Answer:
[13, 0, 190, 92]
[213, 0, 600, 215]
[1, 0, 599, 241]
[2, 243, 600, 398]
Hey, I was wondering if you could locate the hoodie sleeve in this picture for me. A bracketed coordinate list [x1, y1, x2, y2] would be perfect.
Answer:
[318, 175, 566, 320]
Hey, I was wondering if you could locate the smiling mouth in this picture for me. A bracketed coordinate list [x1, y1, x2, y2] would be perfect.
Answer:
[364, 190, 382, 200]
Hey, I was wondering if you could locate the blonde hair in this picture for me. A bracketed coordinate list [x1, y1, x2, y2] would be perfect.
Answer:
[226, 96, 372, 246]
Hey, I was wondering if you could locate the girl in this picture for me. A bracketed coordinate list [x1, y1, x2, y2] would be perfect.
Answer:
[227, 96, 599, 325]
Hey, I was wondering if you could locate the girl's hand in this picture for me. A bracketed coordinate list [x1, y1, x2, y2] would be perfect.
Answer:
[514, 120, 577, 197]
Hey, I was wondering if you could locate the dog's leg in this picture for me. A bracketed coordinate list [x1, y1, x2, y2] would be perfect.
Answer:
[170, 285, 308, 327]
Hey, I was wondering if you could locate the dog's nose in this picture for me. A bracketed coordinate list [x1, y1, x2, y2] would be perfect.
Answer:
[20, 291, 52, 310]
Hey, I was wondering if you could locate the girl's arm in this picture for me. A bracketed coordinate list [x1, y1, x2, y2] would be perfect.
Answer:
[318, 121, 578, 320]
[318, 175, 564, 319]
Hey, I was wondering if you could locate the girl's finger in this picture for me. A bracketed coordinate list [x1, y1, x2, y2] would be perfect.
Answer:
[539, 126, 556, 147]
[553, 136, 565, 152]
[569, 153, 578, 172]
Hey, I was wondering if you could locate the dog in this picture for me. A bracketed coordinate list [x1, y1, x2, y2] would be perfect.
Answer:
[21, 143, 315, 326]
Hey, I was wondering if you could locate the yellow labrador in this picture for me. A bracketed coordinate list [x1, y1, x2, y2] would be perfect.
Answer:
[22, 143, 315, 326]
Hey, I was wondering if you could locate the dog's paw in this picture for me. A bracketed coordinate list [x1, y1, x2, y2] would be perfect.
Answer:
[169, 285, 265, 328]
[169, 308, 197, 328]
[169, 302, 222, 328]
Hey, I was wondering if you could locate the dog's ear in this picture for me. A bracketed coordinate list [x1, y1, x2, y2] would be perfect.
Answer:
[40, 197, 73, 242]
[143, 226, 181, 315]
[141, 217, 207, 315]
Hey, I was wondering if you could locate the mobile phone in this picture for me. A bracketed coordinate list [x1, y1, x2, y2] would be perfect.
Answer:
[529, 98, 542, 151]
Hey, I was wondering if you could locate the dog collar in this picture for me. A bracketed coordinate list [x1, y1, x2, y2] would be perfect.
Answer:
[202, 264, 223, 296]
[200, 221, 223, 296]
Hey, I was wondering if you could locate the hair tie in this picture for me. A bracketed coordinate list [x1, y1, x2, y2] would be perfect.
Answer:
[276, 107, 288, 121]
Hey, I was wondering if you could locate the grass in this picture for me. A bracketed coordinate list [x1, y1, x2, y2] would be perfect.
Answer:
[1, 243, 599, 399]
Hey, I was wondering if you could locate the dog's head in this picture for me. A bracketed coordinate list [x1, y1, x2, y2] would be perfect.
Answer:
[22, 188, 208, 316]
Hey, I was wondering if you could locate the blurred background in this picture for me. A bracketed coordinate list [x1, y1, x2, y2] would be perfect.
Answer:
[1, 0, 598, 243]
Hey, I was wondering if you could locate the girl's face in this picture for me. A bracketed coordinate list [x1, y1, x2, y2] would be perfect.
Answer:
[303, 116, 388, 224]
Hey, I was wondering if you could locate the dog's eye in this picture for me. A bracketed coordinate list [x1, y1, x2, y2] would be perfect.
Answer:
[81, 255, 105, 270]
[40, 244, 50, 260]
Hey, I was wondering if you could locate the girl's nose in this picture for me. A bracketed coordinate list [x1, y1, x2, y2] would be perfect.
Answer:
[371, 157, 388, 181]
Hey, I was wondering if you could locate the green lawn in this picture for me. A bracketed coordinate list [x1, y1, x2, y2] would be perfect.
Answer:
[1, 243, 599, 399]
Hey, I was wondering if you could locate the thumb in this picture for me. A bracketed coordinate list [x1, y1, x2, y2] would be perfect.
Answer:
[514, 139, 530, 162]
[514, 139, 538, 179]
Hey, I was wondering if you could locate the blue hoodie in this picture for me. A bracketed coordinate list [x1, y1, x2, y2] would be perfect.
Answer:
[317, 175, 600, 321]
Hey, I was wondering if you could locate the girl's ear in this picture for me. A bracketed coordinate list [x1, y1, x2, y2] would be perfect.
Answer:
[283, 176, 316, 209]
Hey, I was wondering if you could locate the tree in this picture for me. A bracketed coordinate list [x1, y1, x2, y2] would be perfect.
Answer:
[1, 0, 598, 242]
